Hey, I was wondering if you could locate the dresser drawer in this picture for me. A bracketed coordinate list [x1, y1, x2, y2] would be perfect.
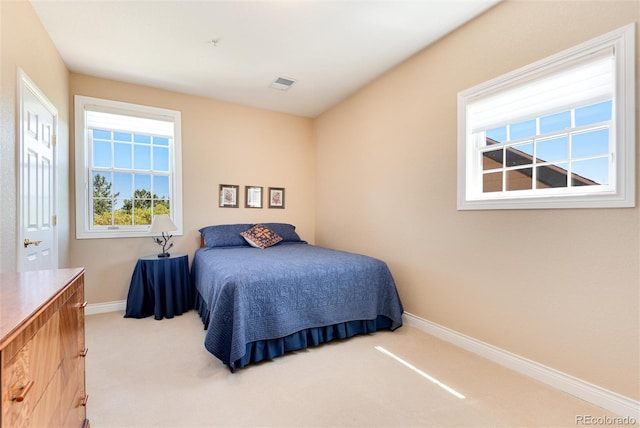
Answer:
[28, 368, 63, 428]
[1, 312, 62, 428]
[60, 362, 87, 428]
[59, 286, 88, 427]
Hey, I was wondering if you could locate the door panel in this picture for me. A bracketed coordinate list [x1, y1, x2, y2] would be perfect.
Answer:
[18, 70, 58, 272]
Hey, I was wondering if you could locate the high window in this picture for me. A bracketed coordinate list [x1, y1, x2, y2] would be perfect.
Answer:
[457, 24, 635, 210]
[75, 96, 183, 238]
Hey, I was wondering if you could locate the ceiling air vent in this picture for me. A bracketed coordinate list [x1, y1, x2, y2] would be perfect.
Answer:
[270, 77, 296, 91]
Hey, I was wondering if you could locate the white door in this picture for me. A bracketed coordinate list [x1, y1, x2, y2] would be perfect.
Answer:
[18, 70, 58, 272]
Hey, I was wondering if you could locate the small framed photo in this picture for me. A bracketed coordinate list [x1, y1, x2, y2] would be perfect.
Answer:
[245, 186, 263, 208]
[268, 187, 285, 209]
[219, 184, 239, 208]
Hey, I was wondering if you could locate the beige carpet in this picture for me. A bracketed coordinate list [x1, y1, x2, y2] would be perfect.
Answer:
[85, 311, 614, 427]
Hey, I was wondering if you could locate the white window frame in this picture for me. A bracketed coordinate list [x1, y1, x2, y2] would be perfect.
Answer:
[75, 95, 183, 239]
[457, 24, 635, 210]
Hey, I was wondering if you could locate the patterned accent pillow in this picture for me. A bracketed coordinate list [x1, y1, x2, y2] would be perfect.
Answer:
[240, 224, 283, 249]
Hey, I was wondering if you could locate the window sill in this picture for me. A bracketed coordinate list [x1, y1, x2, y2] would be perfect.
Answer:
[76, 229, 184, 240]
[457, 193, 634, 210]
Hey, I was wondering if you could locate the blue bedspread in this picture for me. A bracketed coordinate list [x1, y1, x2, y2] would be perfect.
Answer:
[191, 242, 404, 370]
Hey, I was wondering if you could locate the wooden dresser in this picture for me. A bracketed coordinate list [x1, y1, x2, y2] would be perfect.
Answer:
[0, 268, 88, 428]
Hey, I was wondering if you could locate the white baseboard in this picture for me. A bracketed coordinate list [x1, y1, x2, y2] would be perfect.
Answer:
[403, 312, 640, 419]
[86, 300, 126, 316]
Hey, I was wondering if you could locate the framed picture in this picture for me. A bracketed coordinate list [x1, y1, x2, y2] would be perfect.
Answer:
[219, 184, 239, 208]
[245, 186, 263, 208]
[268, 187, 285, 209]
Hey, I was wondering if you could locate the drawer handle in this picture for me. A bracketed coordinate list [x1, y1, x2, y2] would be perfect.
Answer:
[81, 394, 89, 407]
[11, 380, 34, 402]
[79, 301, 88, 309]
[80, 347, 89, 357]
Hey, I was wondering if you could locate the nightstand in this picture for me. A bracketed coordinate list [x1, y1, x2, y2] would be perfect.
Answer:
[124, 253, 193, 320]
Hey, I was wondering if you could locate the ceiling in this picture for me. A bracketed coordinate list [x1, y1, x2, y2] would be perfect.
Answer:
[30, 0, 499, 118]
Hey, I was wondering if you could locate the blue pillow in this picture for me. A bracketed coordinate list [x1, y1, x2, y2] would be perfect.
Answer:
[200, 224, 253, 248]
[261, 223, 303, 242]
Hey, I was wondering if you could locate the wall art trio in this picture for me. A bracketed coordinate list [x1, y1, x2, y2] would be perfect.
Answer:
[219, 184, 285, 209]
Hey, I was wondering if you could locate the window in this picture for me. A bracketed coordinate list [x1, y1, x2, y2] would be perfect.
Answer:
[458, 24, 635, 210]
[75, 96, 183, 238]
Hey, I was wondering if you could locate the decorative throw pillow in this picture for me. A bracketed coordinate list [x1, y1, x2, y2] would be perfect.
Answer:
[240, 224, 282, 249]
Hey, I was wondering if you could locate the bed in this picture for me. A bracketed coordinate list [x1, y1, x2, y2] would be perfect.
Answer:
[191, 223, 404, 371]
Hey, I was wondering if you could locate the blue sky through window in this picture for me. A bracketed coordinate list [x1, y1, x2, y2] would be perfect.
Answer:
[92, 129, 171, 199]
[540, 111, 571, 134]
[483, 100, 612, 186]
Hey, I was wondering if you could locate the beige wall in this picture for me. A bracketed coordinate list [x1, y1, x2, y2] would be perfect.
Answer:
[315, 0, 639, 400]
[0, 0, 70, 272]
[69, 74, 315, 304]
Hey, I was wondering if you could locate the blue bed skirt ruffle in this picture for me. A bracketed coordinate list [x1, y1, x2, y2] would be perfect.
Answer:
[194, 291, 395, 370]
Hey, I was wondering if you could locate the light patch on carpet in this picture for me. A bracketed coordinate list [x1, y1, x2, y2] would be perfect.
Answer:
[375, 345, 466, 399]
